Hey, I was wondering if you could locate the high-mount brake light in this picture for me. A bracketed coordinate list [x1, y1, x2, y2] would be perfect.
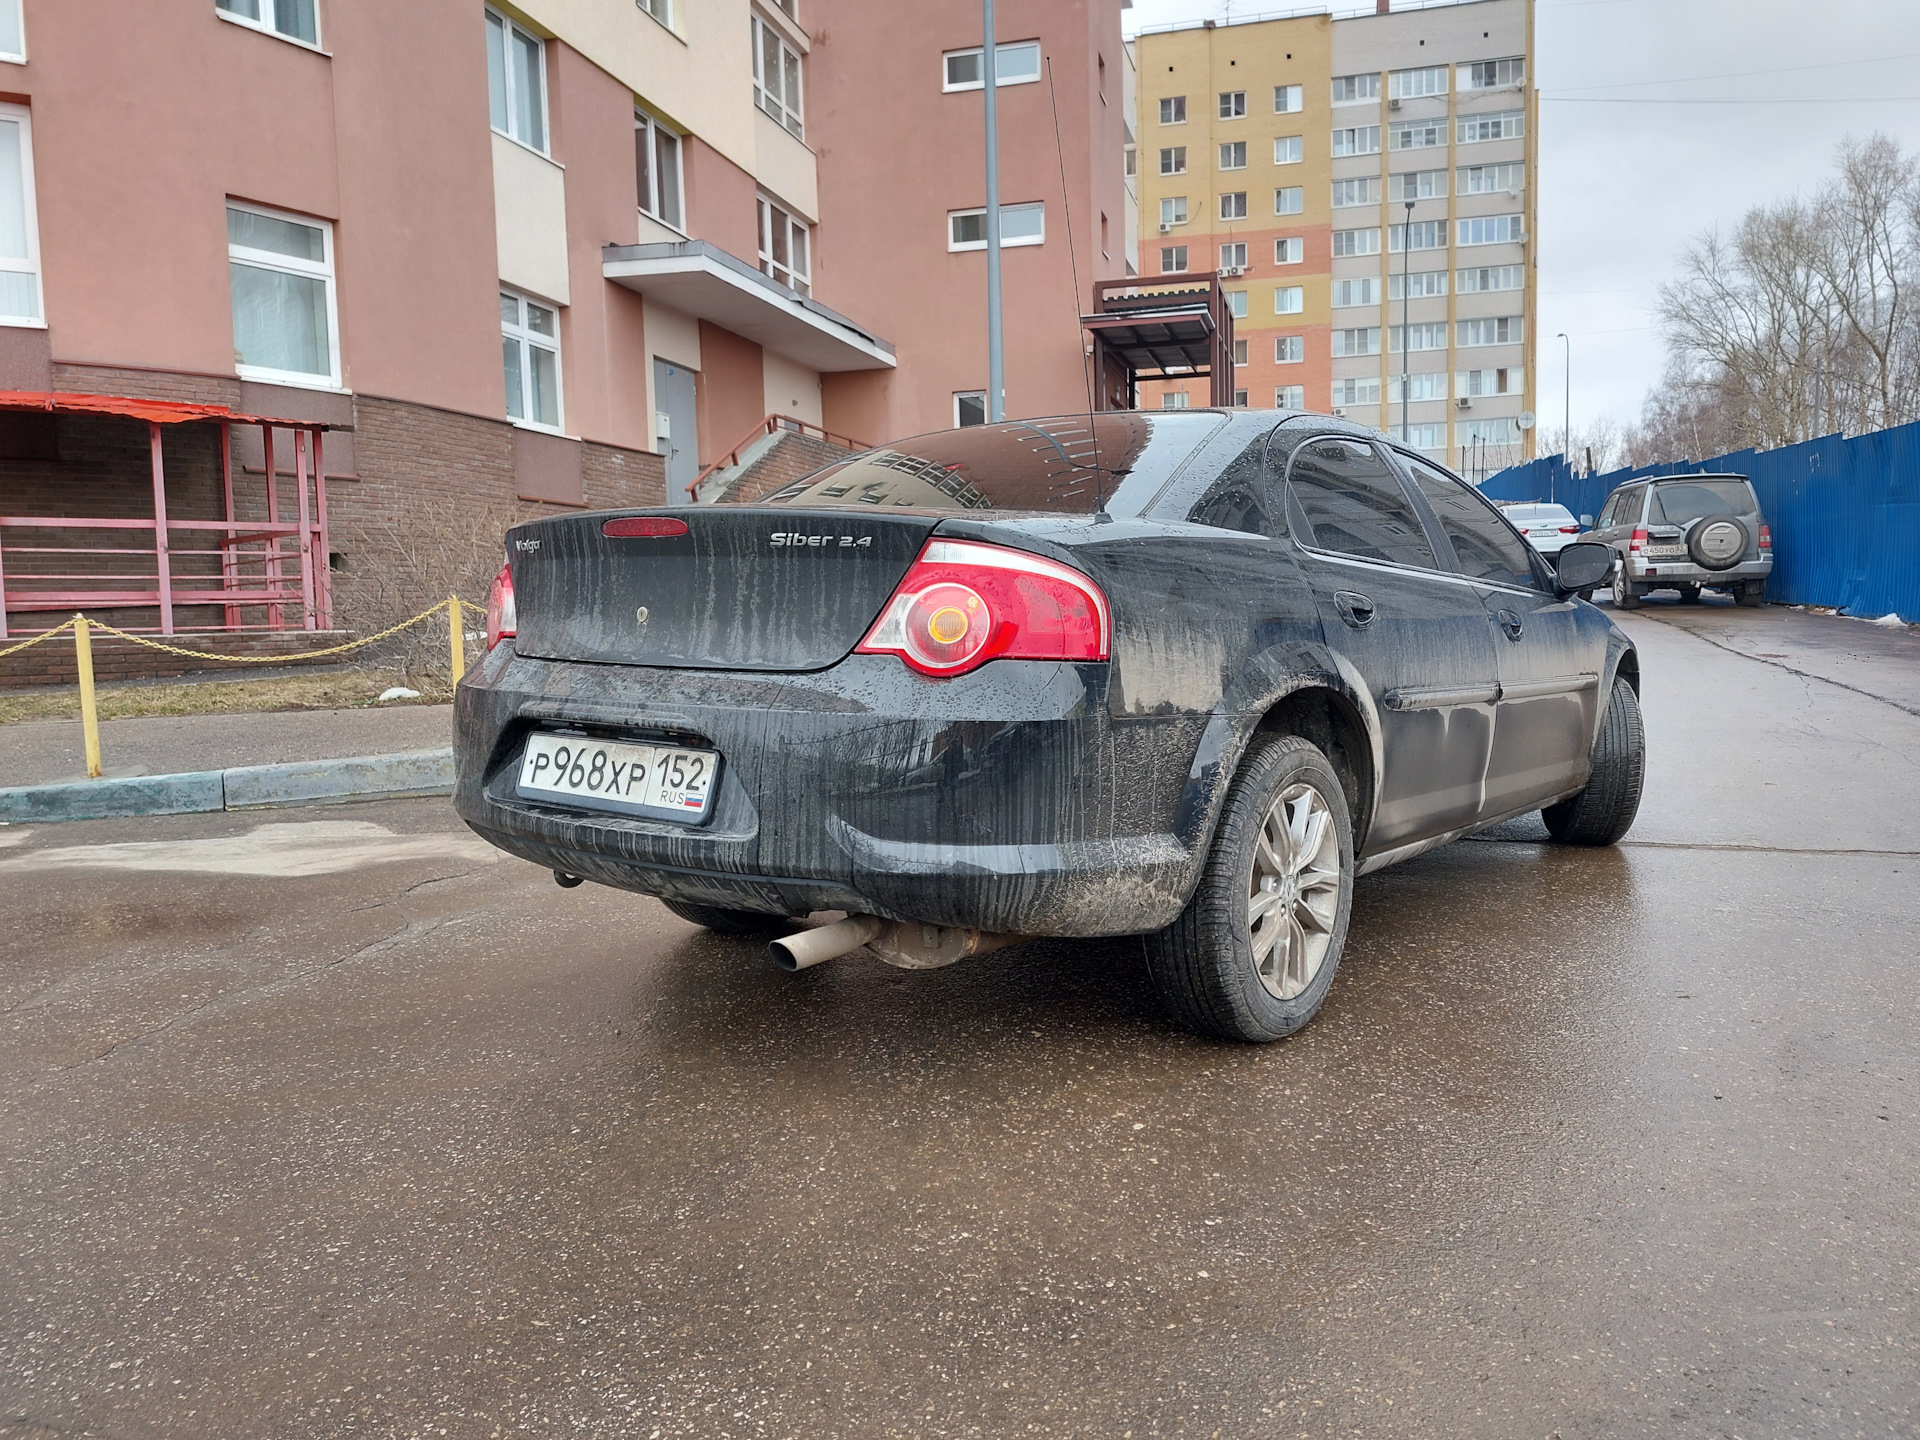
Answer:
[486, 561, 517, 651]
[602, 516, 690, 538]
[1629, 527, 1648, 552]
[856, 539, 1111, 678]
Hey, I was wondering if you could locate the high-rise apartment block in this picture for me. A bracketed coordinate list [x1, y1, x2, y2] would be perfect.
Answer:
[1131, 0, 1537, 471]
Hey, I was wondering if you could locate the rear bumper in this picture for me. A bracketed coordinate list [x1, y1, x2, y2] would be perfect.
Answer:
[1625, 555, 1772, 584]
[453, 644, 1210, 937]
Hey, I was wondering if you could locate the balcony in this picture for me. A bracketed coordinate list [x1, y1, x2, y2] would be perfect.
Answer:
[602, 240, 895, 373]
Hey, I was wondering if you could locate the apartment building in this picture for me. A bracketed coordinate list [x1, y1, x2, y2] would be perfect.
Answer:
[1131, 0, 1537, 471]
[0, 0, 1128, 641]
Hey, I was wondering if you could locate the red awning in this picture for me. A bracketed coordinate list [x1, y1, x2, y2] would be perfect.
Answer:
[0, 391, 351, 429]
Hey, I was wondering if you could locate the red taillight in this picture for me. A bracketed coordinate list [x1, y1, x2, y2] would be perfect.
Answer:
[602, 516, 690, 538]
[1559, 525, 1580, 534]
[1629, 527, 1648, 552]
[1759, 523, 1772, 550]
[856, 539, 1110, 678]
[486, 562, 516, 651]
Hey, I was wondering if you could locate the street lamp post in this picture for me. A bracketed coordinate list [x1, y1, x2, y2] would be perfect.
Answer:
[1556, 330, 1570, 501]
[983, 0, 1004, 422]
[1400, 200, 1414, 445]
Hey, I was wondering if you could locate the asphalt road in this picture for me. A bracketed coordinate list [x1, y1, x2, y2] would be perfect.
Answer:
[2, 602, 1915, 1439]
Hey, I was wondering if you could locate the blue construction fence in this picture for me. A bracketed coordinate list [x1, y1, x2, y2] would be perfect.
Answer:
[1480, 424, 1920, 619]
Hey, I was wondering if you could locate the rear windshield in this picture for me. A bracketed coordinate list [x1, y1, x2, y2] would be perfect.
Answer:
[729, 413, 1222, 516]
[1650, 479, 1754, 525]
[1503, 504, 1573, 523]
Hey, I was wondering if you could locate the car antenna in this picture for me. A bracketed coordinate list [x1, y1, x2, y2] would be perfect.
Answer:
[1045, 54, 1109, 522]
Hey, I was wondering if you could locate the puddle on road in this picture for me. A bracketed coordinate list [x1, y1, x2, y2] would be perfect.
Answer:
[0, 820, 502, 878]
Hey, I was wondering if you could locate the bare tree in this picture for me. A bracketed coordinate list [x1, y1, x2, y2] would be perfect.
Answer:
[1649, 133, 1920, 453]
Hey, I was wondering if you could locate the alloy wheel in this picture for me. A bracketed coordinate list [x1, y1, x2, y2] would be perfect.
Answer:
[1247, 782, 1343, 1001]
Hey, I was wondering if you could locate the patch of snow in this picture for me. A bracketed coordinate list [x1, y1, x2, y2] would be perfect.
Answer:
[1868, 613, 1906, 627]
[377, 686, 422, 702]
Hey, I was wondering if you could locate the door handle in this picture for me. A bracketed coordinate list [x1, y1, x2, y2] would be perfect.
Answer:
[1495, 608, 1524, 640]
[1333, 590, 1375, 629]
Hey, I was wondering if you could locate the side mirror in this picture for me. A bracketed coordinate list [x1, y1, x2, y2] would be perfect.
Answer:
[1579, 514, 1594, 527]
[1555, 541, 1613, 594]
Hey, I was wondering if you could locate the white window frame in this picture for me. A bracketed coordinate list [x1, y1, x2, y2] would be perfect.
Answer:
[0, 102, 43, 326]
[1389, 371, 1448, 403]
[1392, 169, 1447, 201]
[1332, 177, 1378, 208]
[1331, 73, 1380, 105]
[752, 12, 804, 139]
[1462, 417, 1520, 446]
[635, 108, 684, 231]
[216, 0, 320, 49]
[1458, 366, 1519, 397]
[1390, 219, 1447, 253]
[1332, 125, 1380, 158]
[1389, 66, 1447, 100]
[1219, 141, 1247, 171]
[1333, 227, 1380, 257]
[1233, 338, 1248, 367]
[1458, 214, 1525, 246]
[1276, 384, 1305, 409]
[1220, 241, 1248, 270]
[1460, 57, 1526, 91]
[1274, 237, 1303, 265]
[0, 0, 23, 63]
[486, 7, 548, 156]
[1218, 90, 1246, 119]
[1459, 316, 1521, 347]
[1275, 336, 1305, 364]
[1219, 191, 1247, 221]
[1332, 277, 1378, 308]
[637, 0, 672, 30]
[1458, 264, 1525, 293]
[1391, 119, 1444, 151]
[942, 39, 1042, 93]
[501, 286, 565, 433]
[1274, 85, 1303, 114]
[954, 390, 988, 427]
[1274, 135, 1303, 165]
[1389, 270, 1448, 300]
[948, 202, 1045, 252]
[1332, 327, 1380, 358]
[1391, 321, 1448, 353]
[1159, 146, 1187, 175]
[1405, 423, 1446, 451]
[1161, 390, 1190, 410]
[1160, 196, 1188, 227]
[1274, 186, 1303, 216]
[1458, 109, 1525, 144]
[1226, 290, 1248, 320]
[227, 200, 339, 388]
[1160, 244, 1188, 273]
[1458, 162, 1523, 196]
[758, 195, 811, 295]
[1233, 388, 1249, 408]
[1274, 285, 1304, 316]
[1159, 95, 1187, 125]
[1333, 376, 1381, 406]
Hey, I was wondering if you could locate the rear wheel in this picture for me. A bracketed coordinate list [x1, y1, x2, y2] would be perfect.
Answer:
[660, 898, 795, 935]
[1543, 676, 1645, 846]
[1611, 557, 1641, 610]
[1145, 735, 1354, 1043]
[1735, 581, 1765, 607]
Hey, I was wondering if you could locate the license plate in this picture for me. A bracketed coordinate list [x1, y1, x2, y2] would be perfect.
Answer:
[516, 732, 719, 823]
[1643, 544, 1686, 558]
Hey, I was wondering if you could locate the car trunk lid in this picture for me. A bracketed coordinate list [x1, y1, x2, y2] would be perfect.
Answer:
[507, 508, 940, 671]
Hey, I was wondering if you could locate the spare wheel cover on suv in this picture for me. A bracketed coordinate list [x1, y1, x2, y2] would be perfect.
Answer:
[1686, 513, 1749, 570]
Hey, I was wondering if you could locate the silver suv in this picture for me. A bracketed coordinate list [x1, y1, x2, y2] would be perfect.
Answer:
[1587, 473, 1772, 608]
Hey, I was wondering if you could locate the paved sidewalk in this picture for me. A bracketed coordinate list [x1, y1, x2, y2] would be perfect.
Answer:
[1, 704, 453, 789]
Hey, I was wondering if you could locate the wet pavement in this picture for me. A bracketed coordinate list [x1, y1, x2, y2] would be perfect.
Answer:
[2, 604, 1915, 1439]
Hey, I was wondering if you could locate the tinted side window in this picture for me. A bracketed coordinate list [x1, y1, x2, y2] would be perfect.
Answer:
[1286, 437, 1436, 568]
[1186, 430, 1282, 536]
[1403, 458, 1540, 588]
[1597, 493, 1620, 528]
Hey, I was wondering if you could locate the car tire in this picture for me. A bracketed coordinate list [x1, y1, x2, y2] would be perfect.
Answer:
[660, 898, 795, 935]
[1611, 558, 1641, 610]
[1735, 581, 1765, 608]
[1144, 734, 1355, 1043]
[1542, 676, 1645, 847]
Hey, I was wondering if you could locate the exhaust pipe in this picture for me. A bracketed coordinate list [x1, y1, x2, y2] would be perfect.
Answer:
[768, 915, 1026, 972]
[768, 915, 885, 971]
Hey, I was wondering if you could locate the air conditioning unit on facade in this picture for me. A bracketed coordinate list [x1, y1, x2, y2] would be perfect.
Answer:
[1158, 223, 1172, 234]
[1457, 396, 1472, 409]
[1389, 97, 1402, 109]
[1221, 266, 1244, 278]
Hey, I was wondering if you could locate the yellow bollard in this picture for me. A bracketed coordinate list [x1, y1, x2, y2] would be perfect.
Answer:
[73, 614, 103, 779]
[448, 595, 465, 681]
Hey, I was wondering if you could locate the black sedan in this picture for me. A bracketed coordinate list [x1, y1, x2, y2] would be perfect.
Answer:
[454, 410, 1642, 1042]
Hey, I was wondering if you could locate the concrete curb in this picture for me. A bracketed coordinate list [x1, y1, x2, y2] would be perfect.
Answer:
[0, 747, 454, 824]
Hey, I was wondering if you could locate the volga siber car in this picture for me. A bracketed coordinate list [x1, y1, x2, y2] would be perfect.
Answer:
[454, 410, 1642, 1042]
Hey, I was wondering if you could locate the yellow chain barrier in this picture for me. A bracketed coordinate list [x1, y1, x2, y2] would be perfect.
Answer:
[8, 599, 490, 783]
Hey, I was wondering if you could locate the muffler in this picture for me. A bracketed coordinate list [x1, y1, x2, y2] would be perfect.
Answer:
[768, 915, 1026, 973]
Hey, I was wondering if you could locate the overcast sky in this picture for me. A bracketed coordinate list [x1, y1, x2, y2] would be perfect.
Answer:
[1121, 0, 1920, 435]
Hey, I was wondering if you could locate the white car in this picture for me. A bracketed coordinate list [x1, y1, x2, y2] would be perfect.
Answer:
[1498, 502, 1583, 556]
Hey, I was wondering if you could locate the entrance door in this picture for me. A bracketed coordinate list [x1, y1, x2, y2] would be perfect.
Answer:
[1398, 455, 1605, 815]
[654, 358, 698, 504]
[1281, 435, 1502, 855]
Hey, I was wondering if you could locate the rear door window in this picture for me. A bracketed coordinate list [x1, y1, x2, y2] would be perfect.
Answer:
[1650, 479, 1755, 524]
[1402, 457, 1541, 589]
[1285, 437, 1436, 568]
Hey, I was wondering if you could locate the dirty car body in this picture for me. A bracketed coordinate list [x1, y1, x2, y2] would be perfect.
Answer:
[453, 411, 1637, 951]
